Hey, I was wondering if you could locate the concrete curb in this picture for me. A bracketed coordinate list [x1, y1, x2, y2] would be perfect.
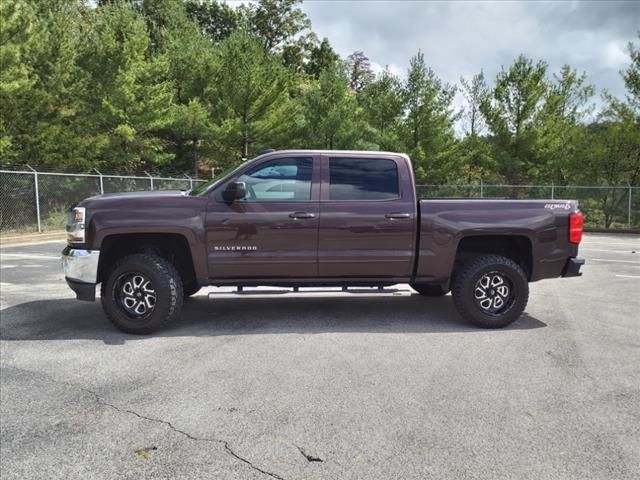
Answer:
[0, 231, 66, 246]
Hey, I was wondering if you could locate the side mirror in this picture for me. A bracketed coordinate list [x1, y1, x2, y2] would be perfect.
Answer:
[222, 181, 247, 202]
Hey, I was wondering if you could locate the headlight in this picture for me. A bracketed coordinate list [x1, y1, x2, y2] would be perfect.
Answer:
[67, 207, 86, 243]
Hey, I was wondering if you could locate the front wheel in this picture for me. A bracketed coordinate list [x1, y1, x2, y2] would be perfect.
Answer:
[452, 255, 528, 328]
[101, 253, 183, 334]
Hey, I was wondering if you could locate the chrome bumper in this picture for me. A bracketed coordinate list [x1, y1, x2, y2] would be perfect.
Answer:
[62, 246, 100, 284]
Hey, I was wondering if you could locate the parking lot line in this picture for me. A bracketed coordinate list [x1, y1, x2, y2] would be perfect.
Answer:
[615, 274, 640, 279]
[580, 248, 637, 253]
[0, 253, 60, 260]
[580, 240, 640, 247]
[591, 258, 640, 264]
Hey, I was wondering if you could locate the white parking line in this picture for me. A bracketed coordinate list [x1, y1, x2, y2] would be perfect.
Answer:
[0, 253, 60, 260]
[591, 258, 640, 264]
[582, 242, 640, 248]
[615, 274, 640, 279]
[581, 248, 638, 253]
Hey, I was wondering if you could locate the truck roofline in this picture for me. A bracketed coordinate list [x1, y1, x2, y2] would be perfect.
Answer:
[254, 149, 411, 160]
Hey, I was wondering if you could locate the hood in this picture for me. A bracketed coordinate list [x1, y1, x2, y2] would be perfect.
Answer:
[77, 190, 187, 208]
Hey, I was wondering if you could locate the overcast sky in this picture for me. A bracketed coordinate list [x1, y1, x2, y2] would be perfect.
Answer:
[301, 0, 639, 117]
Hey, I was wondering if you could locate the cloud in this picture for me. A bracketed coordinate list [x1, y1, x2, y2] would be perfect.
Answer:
[303, 0, 639, 103]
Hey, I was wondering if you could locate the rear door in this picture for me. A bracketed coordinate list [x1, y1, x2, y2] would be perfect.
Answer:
[318, 154, 417, 278]
[206, 155, 320, 279]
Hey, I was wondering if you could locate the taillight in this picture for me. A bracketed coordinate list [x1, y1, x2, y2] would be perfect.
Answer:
[569, 211, 584, 244]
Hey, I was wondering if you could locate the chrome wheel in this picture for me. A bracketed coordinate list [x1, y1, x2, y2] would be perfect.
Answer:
[113, 273, 156, 319]
[473, 271, 514, 315]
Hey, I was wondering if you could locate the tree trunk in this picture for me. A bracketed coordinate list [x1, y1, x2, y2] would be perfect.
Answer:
[192, 139, 198, 178]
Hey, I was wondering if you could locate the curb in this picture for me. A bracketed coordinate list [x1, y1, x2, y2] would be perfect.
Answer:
[0, 231, 66, 246]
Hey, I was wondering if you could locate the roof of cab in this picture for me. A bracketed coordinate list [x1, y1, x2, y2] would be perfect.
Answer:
[252, 149, 410, 161]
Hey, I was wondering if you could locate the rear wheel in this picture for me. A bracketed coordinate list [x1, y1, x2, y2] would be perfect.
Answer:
[410, 284, 449, 296]
[452, 255, 528, 328]
[101, 253, 183, 334]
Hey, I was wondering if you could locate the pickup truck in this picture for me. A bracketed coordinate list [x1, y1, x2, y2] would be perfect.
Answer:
[62, 150, 585, 334]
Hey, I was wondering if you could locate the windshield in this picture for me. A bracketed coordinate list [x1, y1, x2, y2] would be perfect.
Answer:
[190, 158, 260, 196]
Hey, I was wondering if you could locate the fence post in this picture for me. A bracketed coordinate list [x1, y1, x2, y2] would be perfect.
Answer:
[551, 182, 555, 200]
[94, 169, 104, 194]
[629, 184, 633, 229]
[185, 174, 193, 190]
[480, 178, 484, 198]
[144, 171, 154, 191]
[26, 165, 41, 233]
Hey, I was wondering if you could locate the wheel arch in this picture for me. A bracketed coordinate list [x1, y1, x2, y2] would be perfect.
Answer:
[97, 233, 197, 288]
[454, 234, 533, 280]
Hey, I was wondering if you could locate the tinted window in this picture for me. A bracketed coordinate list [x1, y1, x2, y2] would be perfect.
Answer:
[329, 158, 399, 200]
[237, 157, 312, 201]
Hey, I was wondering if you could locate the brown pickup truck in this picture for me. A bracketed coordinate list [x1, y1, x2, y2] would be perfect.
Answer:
[62, 150, 584, 334]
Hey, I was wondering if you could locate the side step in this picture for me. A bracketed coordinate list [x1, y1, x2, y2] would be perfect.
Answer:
[208, 286, 410, 298]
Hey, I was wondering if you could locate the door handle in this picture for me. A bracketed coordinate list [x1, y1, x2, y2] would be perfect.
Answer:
[385, 212, 411, 220]
[289, 212, 315, 219]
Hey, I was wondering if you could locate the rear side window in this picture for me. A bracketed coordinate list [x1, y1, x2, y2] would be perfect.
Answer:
[329, 158, 399, 200]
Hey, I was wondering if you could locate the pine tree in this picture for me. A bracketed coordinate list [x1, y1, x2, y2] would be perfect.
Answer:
[401, 51, 458, 182]
[358, 68, 403, 151]
[76, 1, 175, 172]
[305, 37, 339, 79]
[480, 55, 548, 183]
[210, 31, 298, 167]
[346, 50, 374, 92]
[301, 64, 369, 149]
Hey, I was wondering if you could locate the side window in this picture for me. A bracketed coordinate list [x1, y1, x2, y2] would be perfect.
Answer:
[329, 158, 399, 200]
[237, 157, 313, 201]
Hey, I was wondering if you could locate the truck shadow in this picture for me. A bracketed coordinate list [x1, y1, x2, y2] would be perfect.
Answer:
[0, 295, 546, 344]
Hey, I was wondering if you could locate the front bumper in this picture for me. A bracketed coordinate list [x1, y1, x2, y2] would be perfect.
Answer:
[562, 257, 585, 277]
[62, 246, 100, 301]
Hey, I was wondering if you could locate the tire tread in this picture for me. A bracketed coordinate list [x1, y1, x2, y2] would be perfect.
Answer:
[452, 254, 528, 328]
[100, 253, 183, 334]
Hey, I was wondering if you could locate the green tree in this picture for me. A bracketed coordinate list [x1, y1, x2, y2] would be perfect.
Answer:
[76, 1, 175, 172]
[621, 33, 640, 113]
[358, 68, 404, 151]
[460, 71, 488, 137]
[536, 65, 594, 182]
[481, 55, 548, 183]
[0, 0, 37, 163]
[346, 50, 374, 92]
[574, 36, 640, 227]
[401, 51, 458, 182]
[157, 4, 218, 174]
[210, 31, 298, 165]
[243, 0, 311, 53]
[304, 37, 339, 78]
[1, 0, 89, 169]
[184, 0, 242, 43]
[458, 71, 496, 182]
[301, 64, 369, 149]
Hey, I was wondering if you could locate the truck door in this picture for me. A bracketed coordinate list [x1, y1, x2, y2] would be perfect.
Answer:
[206, 156, 320, 279]
[318, 155, 416, 278]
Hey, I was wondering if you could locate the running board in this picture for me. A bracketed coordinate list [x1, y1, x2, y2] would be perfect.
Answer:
[207, 286, 411, 298]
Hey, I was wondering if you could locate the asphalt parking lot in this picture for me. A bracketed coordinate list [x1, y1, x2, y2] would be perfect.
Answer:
[1, 233, 639, 480]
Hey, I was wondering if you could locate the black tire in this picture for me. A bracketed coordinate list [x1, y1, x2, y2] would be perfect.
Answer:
[410, 284, 449, 296]
[101, 253, 183, 334]
[452, 255, 528, 329]
[183, 282, 201, 299]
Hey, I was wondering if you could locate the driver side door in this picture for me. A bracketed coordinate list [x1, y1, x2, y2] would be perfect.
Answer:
[205, 156, 320, 279]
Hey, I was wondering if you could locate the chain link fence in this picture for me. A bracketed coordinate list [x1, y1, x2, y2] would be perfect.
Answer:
[0, 169, 207, 233]
[417, 184, 639, 230]
[1, 169, 638, 233]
